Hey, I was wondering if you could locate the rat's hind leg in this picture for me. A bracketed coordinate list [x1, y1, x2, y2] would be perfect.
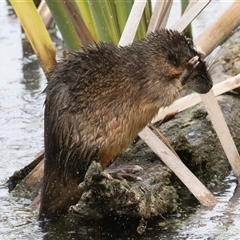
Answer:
[106, 165, 143, 181]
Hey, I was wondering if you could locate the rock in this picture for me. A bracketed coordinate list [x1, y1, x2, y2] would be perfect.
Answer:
[69, 93, 240, 233]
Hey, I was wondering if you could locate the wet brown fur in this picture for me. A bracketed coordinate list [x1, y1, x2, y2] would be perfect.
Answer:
[39, 29, 212, 221]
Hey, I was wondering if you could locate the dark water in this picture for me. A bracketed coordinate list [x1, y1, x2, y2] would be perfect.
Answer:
[0, 1, 45, 238]
[1, 0, 240, 239]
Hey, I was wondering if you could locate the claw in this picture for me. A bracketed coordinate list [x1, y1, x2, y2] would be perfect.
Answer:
[189, 56, 199, 66]
[185, 56, 200, 74]
[180, 56, 200, 84]
[194, 45, 206, 57]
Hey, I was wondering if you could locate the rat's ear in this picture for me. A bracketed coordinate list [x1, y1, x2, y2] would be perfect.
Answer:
[167, 50, 180, 66]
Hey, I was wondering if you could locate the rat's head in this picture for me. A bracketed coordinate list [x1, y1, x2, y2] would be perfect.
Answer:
[181, 37, 213, 94]
[186, 56, 213, 94]
[160, 30, 213, 94]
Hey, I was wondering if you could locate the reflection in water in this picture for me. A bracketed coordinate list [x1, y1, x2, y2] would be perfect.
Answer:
[175, 173, 239, 240]
[22, 39, 42, 92]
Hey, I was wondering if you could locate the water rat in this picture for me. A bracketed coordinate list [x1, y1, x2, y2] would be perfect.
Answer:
[39, 29, 212, 221]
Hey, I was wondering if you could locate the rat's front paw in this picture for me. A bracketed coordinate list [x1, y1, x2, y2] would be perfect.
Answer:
[180, 56, 200, 84]
[186, 56, 199, 73]
[194, 45, 206, 57]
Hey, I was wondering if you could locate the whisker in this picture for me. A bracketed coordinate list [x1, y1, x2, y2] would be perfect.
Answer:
[205, 47, 223, 74]
[182, 82, 192, 91]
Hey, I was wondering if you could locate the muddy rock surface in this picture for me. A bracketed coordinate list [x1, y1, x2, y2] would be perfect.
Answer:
[73, 92, 240, 228]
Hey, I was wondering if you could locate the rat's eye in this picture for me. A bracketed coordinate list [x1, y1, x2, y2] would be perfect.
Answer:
[186, 38, 193, 46]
